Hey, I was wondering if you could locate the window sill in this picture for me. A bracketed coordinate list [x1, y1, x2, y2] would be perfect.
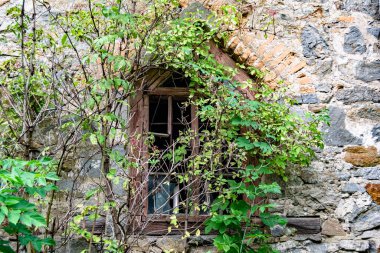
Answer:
[142, 214, 210, 223]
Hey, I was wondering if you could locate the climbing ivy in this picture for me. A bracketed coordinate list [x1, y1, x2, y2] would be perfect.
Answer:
[0, 0, 328, 252]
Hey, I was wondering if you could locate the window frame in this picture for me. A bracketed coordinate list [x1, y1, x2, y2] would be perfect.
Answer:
[141, 86, 209, 222]
[127, 68, 250, 234]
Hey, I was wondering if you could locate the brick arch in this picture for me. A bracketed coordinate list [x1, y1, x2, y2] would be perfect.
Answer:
[226, 32, 312, 88]
[181, 0, 313, 93]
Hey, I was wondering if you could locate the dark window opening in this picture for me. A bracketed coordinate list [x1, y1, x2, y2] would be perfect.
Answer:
[148, 93, 192, 214]
[146, 75, 231, 217]
[160, 72, 190, 88]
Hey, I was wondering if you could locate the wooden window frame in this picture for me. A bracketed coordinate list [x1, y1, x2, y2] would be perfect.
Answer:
[141, 86, 210, 223]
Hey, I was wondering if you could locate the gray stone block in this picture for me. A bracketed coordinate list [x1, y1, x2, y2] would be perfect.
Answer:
[368, 27, 380, 39]
[313, 59, 333, 76]
[271, 224, 286, 237]
[156, 237, 186, 252]
[315, 83, 333, 93]
[360, 229, 380, 239]
[354, 167, 380, 180]
[344, 27, 367, 54]
[322, 107, 362, 146]
[337, 172, 351, 181]
[356, 61, 380, 82]
[55, 239, 96, 253]
[322, 219, 346, 236]
[339, 240, 370, 252]
[295, 94, 320, 104]
[354, 206, 380, 232]
[348, 104, 380, 122]
[306, 243, 328, 253]
[57, 179, 75, 191]
[80, 158, 102, 177]
[344, 0, 380, 20]
[372, 124, 380, 142]
[189, 246, 218, 253]
[301, 25, 329, 59]
[336, 86, 380, 104]
[342, 183, 366, 193]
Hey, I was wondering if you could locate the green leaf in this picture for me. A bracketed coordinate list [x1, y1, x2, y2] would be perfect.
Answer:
[8, 210, 21, 224]
[20, 213, 32, 227]
[0, 244, 15, 253]
[1, 205, 9, 215]
[29, 212, 46, 227]
[85, 188, 99, 200]
[114, 57, 127, 71]
[20, 172, 35, 187]
[61, 33, 68, 45]
[45, 172, 60, 181]
[260, 213, 287, 228]
[0, 212, 5, 224]
[230, 200, 250, 216]
[89, 134, 97, 145]
[4, 197, 20, 206]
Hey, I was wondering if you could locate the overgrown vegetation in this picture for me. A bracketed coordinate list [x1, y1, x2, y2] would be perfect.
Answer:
[0, 0, 328, 252]
[0, 158, 58, 252]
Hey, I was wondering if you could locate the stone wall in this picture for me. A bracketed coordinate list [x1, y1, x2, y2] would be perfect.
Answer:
[1, 0, 380, 252]
[221, 0, 380, 252]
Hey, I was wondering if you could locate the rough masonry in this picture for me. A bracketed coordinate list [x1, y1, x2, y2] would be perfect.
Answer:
[1, 0, 380, 252]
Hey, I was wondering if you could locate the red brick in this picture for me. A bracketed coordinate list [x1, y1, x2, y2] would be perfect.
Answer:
[296, 76, 312, 85]
[179, 0, 189, 7]
[227, 36, 239, 51]
[338, 16, 355, 22]
[288, 61, 307, 74]
[234, 42, 245, 56]
[269, 50, 291, 68]
[264, 71, 277, 82]
[238, 48, 251, 62]
[300, 85, 315, 93]
[254, 61, 265, 69]
[256, 35, 275, 56]
[275, 56, 294, 75]
[246, 53, 258, 66]
[241, 32, 256, 46]
[263, 44, 285, 62]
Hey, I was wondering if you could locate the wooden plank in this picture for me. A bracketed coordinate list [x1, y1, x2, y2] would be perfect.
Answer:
[287, 217, 321, 235]
[209, 41, 251, 84]
[208, 41, 255, 100]
[142, 221, 206, 236]
[190, 104, 199, 153]
[140, 216, 321, 235]
[190, 104, 201, 215]
[134, 69, 171, 92]
[145, 87, 190, 96]
[83, 216, 106, 235]
[168, 96, 173, 138]
[147, 70, 172, 91]
[143, 214, 209, 223]
[142, 95, 150, 218]
[135, 69, 158, 91]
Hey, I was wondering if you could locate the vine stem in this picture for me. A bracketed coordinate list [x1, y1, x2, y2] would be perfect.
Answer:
[88, 193, 100, 253]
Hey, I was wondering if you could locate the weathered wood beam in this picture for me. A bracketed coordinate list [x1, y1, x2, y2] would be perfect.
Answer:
[209, 41, 251, 83]
[208, 41, 255, 100]
[141, 217, 321, 235]
[145, 87, 190, 96]
[84, 216, 321, 236]
[287, 217, 321, 235]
